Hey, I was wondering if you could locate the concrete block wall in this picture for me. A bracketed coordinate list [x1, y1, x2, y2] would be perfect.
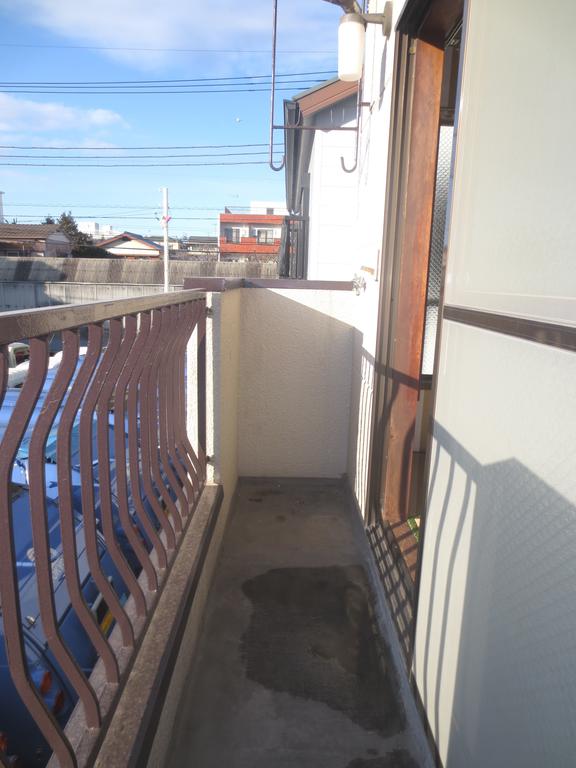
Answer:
[0, 256, 278, 286]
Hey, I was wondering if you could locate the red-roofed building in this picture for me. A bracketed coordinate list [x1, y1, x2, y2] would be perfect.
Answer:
[219, 204, 286, 262]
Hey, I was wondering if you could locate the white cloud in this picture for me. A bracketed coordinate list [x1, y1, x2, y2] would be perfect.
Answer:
[0, 0, 340, 71]
[0, 94, 127, 133]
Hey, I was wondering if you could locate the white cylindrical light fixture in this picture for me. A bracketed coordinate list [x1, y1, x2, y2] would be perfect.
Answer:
[338, 13, 365, 82]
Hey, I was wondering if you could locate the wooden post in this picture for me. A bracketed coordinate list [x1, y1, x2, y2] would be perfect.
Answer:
[379, 38, 444, 524]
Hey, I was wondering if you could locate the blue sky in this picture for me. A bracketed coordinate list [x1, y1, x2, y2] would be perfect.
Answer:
[0, 0, 340, 237]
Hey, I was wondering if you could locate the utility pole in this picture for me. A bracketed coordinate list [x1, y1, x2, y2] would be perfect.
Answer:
[0, 191, 5, 224]
[161, 187, 171, 292]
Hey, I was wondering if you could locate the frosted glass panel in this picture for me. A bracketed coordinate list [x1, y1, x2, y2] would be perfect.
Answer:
[421, 125, 453, 376]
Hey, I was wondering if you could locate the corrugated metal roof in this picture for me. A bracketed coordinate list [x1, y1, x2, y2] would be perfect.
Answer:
[0, 224, 64, 239]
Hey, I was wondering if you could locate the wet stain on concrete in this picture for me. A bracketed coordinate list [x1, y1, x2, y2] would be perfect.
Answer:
[241, 566, 405, 738]
[253, 489, 284, 498]
[248, 490, 283, 503]
[345, 751, 419, 768]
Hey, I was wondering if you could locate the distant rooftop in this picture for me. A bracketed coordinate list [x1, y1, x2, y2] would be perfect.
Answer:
[291, 77, 358, 117]
[0, 224, 64, 239]
[98, 231, 162, 250]
[183, 236, 218, 244]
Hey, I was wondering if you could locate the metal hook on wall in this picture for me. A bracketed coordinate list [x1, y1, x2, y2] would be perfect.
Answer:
[269, 0, 285, 172]
[340, 83, 362, 173]
[338, 1, 392, 173]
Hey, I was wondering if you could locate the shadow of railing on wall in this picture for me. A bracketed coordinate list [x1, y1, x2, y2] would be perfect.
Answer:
[412, 422, 576, 767]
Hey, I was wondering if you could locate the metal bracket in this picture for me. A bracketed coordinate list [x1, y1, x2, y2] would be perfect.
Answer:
[341, 83, 362, 173]
[205, 307, 213, 318]
[362, 3, 393, 38]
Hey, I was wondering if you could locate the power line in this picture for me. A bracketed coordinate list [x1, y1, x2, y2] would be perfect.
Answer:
[5, 203, 279, 211]
[11, 214, 221, 221]
[0, 43, 333, 54]
[6, 203, 259, 210]
[0, 151, 279, 159]
[0, 160, 276, 167]
[0, 83, 322, 94]
[0, 70, 335, 86]
[0, 143, 268, 150]
[0, 86, 318, 94]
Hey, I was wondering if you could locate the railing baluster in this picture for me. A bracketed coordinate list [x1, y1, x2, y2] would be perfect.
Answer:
[0, 341, 77, 768]
[79, 324, 134, 649]
[165, 304, 196, 508]
[124, 312, 168, 569]
[56, 328, 120, 684]
[114, 314, 159, 592]
[95, 318, 147, 618]
[157, 307, 188, 521]
[0, 290, 207, 767]
[177, 301, 205, 488]
[143, 309, 181, 535]
[196, 299, 207, 472]
[174, 302, 203, 502]
[133, 310, 176, 552]
[28, 335, 101, 728]
[172, 304, 195, 502]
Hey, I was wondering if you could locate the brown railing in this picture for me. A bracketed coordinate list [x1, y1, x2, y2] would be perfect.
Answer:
[0, 290, 207, 767]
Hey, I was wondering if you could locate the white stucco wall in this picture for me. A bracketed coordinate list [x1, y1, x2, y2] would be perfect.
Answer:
[414, 325, 576, 768]
[104, 241, 160, 257]
[237, 288, 357, 478]
[413, 1, 576, 765]
[307, 123, 359, 282]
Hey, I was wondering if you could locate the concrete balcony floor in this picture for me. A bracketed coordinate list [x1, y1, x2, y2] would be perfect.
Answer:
[165, 479, 426, 768]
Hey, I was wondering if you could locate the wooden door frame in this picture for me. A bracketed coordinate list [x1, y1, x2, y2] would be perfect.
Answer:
[367, 0, 463, 537]
[368, 36, 444, 528]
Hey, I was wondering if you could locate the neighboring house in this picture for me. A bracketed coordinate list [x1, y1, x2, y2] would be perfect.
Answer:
[178, 236, 219, 261]
[97, 232, 162, 258]
[283, 78, 359, 280]
[0, 224, 72, 258]
[219, 210, 284, 262]
[147, 235, 180, 252]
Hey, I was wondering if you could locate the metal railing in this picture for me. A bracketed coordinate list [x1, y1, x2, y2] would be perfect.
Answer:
[0, 289, 207, 767]
[278, 216, 307, 279]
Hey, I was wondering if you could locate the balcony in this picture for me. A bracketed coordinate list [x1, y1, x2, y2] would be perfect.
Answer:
[0, 283, 430, 768]
[219, 236, 281, 258]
